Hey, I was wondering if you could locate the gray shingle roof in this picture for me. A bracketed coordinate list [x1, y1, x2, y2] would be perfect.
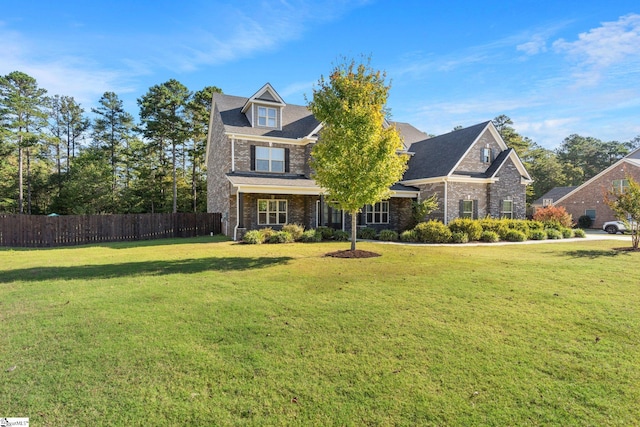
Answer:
[214, 93, 319, 139]
[403, 121, 491, 181]
[532, 186, 578, 206]
[393, 122, 431, 150]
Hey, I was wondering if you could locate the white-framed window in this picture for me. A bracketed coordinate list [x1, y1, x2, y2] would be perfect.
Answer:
[542, 198, 553, 207]
[481, 147, 492, 163]
[461, 200, 474, 218]
[501, 199, 513, 219]
[257, 106, 277, 127]
[366, 201, 389, 224]
[612, 179, 629, 193]
[258, 199, 287, 225]
[255, 146, 285, 173]
[585, 209, 596, 220]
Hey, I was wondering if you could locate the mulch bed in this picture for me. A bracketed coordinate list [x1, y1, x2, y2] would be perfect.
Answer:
[325, 249, 381, 258]
[613, 247, 640, 252]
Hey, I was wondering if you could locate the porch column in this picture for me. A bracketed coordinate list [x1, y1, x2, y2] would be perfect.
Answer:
[319, 195, 325, 227]
[238, 192, 244, 228]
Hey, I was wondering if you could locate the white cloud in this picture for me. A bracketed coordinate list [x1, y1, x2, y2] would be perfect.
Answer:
[553, 13, 640, 85]
[517, 35, 547, 55]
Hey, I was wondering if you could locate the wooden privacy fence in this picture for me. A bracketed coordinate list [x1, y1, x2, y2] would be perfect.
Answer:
[0, 213, 222, 248]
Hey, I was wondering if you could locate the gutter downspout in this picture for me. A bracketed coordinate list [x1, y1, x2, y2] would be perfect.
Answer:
[444, 180, 448, 224]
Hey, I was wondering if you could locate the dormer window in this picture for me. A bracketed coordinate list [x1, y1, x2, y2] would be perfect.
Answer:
[257, 106, 277, 127]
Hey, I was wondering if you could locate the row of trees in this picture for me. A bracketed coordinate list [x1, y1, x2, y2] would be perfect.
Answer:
[2, 69, 639, 216]
[0, 71, 220, 215]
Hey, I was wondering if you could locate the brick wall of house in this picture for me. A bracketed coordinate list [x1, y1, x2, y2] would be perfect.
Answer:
[555, 163, 640, 228]
[241, 194, 319, 231]
[233, 139, 308, 175]
[454, 129, 503, 174]
[417, 183, 446, 222]
[206, 104, 233, 235]
[447, 182, 488, 222]
[488, 158, 527, 219]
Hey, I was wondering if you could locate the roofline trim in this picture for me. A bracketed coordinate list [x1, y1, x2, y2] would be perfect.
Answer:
[227, 132, 317, 145]
[553, 158, 634, 205]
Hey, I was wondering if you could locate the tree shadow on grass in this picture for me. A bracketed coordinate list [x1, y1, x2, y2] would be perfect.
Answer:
[561, 249, 628, 259]
[0, 256, 292, 283]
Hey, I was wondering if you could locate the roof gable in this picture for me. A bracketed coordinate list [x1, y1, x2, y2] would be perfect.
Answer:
[486, 148, 532, 182]
[553, 157, 640, 205]
[241, 83, 286, 113]
[403, 121, 492, 181]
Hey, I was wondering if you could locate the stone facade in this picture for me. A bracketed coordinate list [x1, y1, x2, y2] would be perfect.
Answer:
[555, 163, 640, 228]
[206, 103, 233, 232]
[488, 158, 527, 219]
[454, 131, 503, 175]
[233, 139, 308, 175]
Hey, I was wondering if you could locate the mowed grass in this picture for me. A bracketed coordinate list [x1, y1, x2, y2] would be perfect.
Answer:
[1, 237, 639, 426]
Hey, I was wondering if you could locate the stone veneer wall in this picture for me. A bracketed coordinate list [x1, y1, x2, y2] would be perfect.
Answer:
[454, 129, 503, 174]
[417, 183, 446, 222]
[446, 182, 488, 222]
[488, 158, 527, 219]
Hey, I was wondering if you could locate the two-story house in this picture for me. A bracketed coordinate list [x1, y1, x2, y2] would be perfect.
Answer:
[206, 84, 532, 239]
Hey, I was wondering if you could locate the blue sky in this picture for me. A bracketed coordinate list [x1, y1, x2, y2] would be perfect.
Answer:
[2, 0, 639, 149]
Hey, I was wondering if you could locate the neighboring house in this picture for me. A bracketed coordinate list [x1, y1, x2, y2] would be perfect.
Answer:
[531, 186, 577, 211]
[206, 84, 532, 239]
[553, 148, 640, 228]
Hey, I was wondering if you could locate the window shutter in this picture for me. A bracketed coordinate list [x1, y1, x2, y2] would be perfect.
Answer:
[285, 148, 290, 173]
[250, 145, 255, 171]
[473, 200, 478, 219]
[459, 200, 464, 217]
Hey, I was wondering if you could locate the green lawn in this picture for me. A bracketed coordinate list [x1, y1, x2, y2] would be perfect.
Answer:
[1, 237, 639, 426]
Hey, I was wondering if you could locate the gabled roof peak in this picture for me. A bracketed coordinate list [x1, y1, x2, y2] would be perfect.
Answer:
[241, 83, 286, 113]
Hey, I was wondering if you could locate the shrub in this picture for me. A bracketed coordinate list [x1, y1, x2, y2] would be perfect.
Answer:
[282, 223, 304, 241]
[533, 206, 573, 228]
[528, 229, 547, 240]
[260, 227, 275, 242]
[399, 230, 418, 242]
[561, 227, 574, 238]
[379, 229, 399, 241]
[414, 220, 452, 243]
[316, 226, 334, 240]
[577, 215, 593, 229]
[300, 229, 322, 242]
[448, 218, 482, 241]
[268, 231, 294, 243]
[480, 230, 500, 242]
[573, 228, 586, 238]
[357, 227, 378, 240]
[243, 230, 264, 244]
[504, 229, 526, 242]
[527, 220, 545, 231]
[451, 231, 469, 243]
[333, 230, 350, 241]
[546, 228, 563, 240]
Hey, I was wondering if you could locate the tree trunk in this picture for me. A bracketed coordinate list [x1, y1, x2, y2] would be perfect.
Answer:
[192, 157, 197, 213]
[172, 142, 177, 213]
[18, 135, 23, 214]
[350, 210, 357, 251]
[26, 147, 31, 214]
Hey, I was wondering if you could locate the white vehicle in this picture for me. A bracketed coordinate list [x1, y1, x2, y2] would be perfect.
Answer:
[602, 220, 637, 234]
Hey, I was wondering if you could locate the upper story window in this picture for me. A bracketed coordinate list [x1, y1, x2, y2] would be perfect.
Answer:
[255, 146, 285, 172]
[481, 147, 492, 163]
[612, 179, 629, 193]
[542, 198, 553, 207]
[257, 106, 277, 127]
